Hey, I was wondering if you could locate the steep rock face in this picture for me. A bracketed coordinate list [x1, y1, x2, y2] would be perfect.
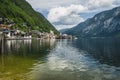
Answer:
[0, 0, 58, 33]
[66, 6, 120, 37]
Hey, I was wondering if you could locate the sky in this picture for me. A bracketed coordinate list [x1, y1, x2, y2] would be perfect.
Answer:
[26, 0, 120, 30]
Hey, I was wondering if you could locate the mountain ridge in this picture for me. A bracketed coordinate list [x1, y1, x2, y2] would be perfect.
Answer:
[65, 6, 120, 37]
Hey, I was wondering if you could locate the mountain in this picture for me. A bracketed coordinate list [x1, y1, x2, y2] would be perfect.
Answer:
[0, 0, 58, 33]
[65, 6, 120, 37]
[59, 28, 70, 33]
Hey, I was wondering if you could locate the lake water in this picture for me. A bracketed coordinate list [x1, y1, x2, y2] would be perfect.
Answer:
[0, 38, 120, 80]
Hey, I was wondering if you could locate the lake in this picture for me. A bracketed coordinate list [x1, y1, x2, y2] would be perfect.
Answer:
[0, 38, 120, 80]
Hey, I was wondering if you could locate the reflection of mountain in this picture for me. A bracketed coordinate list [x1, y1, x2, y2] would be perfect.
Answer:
[27, 40, 92, 80]
[26, 39, 120, 80]
[0, 39, 56, 80]
[65, 6, 120, 37]
[75, 38, 120, 66]
[1, 39, 56, 55]
[6, 40, 32, 53]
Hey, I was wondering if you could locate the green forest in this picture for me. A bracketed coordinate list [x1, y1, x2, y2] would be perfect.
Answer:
[0, 0, 58, 34]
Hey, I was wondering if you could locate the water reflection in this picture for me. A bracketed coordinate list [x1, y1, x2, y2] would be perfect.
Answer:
[75, 38, 120, 67]
[27, 39, 120, 80]
[0, 38, 120, 80]
[0, 39, 56, 80]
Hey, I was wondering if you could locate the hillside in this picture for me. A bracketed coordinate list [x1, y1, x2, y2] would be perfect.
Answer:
[65, 6, 120, 37]
[59, 28, 70, 33]
[0, 0, 58, 33]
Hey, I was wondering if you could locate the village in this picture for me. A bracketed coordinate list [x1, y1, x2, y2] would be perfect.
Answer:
[0, 17, 76, 40]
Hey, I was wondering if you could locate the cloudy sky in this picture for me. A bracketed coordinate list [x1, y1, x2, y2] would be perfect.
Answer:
[26, 0, 120, 30]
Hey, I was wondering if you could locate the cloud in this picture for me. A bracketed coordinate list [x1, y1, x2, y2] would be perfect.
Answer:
[47, 4, 88, 30]
[26, 0, 120, 30]
[26, 0, 119, 11]
[47, 4, 87, 26]
[26, 0, 80, 10]
[84, 0, 115, 10]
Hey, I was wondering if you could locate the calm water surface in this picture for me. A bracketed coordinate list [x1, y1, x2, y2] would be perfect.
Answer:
[0, 38, 120, 80]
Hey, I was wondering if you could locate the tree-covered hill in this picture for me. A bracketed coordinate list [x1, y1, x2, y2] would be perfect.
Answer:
[0, 0, 58, 33]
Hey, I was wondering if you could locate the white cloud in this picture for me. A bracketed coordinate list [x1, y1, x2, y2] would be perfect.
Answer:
[26, 0, 80, 10]
[26, 0, 120, 30]
[86, 0, 115, 10]
[26, 0, 119, 11]
[47, 4, 87, 30]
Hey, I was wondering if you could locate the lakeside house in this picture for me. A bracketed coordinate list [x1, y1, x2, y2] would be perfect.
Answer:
[0, 17, 76, 40]
[31, 30, 56, 39]
[0, 29, 2, 40]
[56, 33, 76, 39]
[0, 25, 32, 40]
[0, 24, 56, 40]
[0, 27, 76, 40]
[0, 17, 32, 40]
[0, 28, 32, 40]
